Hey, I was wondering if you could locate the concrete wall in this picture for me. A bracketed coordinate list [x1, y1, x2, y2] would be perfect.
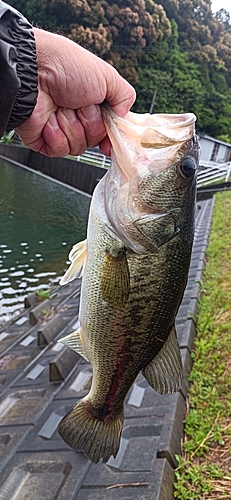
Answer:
[0, 144, 107, 195]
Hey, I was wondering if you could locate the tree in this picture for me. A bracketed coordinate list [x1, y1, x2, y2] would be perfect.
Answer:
[134, 20, 204, 117]
[7, 0, 59, 29]
[214, 8, 230, 28]
[7, 0, 171, 84]
[68, 0, 171, 83]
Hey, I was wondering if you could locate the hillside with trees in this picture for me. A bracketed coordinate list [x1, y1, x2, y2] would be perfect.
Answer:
[8, 0, 231, 142]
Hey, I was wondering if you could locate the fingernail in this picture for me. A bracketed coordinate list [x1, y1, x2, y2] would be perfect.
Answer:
[63, 108, 77, 123]
[49, 112, 59, 130]
[80, 105, 100, 121]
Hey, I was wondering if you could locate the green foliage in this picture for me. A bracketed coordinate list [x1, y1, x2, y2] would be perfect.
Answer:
[41, 308, 51, 315]
[7, 0, 59, 30]
[36, 289, 51, 301]
[217, 133, 231, 144]
[1, 132, 15, 143]
[134, 20, 204, 115]
[175, 458, 225, 499]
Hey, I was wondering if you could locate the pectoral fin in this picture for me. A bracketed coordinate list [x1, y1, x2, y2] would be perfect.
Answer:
[100, 248, 130, 309]
[60, 239, 88, 285]
[142, 326, 183, 394]
[58, 328, 89, 361]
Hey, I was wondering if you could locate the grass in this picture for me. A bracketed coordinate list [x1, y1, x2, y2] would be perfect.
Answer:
[36, 289, 51, 301]
[174, 191, 231, 499]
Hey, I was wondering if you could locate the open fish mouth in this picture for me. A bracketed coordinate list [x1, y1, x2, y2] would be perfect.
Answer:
[101, 104, 198, 253]
[103, 105, 196, 146]
[102, 104, 197, 181]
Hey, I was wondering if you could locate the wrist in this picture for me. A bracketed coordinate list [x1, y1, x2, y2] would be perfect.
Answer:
[33, 28, 66, 98]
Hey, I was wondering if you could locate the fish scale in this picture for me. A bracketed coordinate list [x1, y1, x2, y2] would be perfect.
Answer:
[57, 104, 199, 463]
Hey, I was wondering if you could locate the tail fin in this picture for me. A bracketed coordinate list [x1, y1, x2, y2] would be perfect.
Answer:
[58, 399, 123, 463]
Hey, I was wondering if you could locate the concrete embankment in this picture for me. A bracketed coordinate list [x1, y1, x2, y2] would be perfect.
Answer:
[0, 143, 106, 195]
[0, 196, 214, 500]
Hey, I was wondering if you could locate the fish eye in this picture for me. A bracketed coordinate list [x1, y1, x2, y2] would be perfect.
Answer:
[179, 158, 196, 178]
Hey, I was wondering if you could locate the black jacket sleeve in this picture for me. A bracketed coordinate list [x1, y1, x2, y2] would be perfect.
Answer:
[0, 1, 38, 137]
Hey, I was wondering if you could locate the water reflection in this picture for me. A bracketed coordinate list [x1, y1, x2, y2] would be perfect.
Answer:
[0, 159, 90, 324]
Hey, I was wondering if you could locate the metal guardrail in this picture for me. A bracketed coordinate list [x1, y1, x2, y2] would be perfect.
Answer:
[70, 149, 111, 168]
[73, 149, 231, 189]
[198, 160, 231, 187]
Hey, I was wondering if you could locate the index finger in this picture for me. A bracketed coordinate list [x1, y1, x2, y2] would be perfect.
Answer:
[104, 68, 136, 118]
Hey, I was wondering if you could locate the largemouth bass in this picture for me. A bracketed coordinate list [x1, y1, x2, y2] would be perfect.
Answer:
[58, 105, 199, 463]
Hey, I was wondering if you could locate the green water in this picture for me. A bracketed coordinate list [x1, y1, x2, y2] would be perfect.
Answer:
[0, 158, 91, 324]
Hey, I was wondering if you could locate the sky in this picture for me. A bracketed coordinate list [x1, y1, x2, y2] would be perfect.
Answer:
[211, 0, 231, 17]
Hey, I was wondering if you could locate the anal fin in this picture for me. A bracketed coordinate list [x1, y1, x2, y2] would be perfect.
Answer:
[142, 326, 183, 394]
[58, 328, 89, 361]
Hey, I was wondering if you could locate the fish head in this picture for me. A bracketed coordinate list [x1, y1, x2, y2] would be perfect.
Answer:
[102, 105, 199, 253]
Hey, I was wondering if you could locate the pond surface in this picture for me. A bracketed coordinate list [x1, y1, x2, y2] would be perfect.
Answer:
[0, 158, 91, 325]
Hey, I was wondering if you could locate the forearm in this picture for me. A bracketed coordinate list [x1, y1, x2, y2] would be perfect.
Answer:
[0, 1, 38, 137]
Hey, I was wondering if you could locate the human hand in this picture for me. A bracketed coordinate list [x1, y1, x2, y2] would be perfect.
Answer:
[16, 29, 135, 157]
